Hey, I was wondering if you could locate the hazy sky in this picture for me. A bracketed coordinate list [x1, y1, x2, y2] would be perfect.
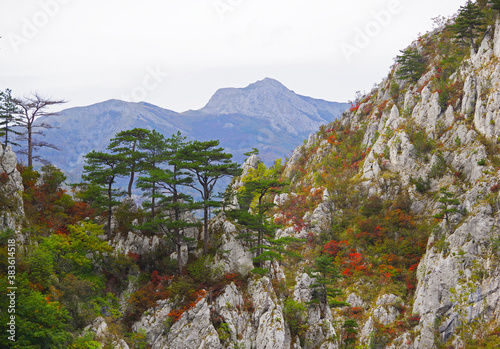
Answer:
[1, 0, 466, 112]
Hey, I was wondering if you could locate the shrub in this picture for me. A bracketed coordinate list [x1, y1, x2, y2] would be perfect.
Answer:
[414, 176, 430, 194]
[361, 196, 384, 216]
[283, 299, 308, 338]
[429, 153, 447, 179]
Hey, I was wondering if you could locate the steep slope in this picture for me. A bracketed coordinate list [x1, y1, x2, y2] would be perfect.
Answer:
[272, 14, 500, 348]
[26, 78, 348, 181]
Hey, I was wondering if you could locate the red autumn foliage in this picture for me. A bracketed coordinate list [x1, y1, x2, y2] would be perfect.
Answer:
[19, 165, 95, 235]
[323, 240, 349, 257]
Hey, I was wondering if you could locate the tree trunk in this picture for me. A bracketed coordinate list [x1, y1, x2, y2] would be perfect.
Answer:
[203, 204, 209, 255]
[107, 182, 113, 239]
[127, 141, 137, 197]
[151, 183, 156, 218]
[27, 122, 32, 168]
[128, 165, 134, 197]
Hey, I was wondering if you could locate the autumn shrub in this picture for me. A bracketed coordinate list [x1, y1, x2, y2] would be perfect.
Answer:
[19, 165, 95, 236]
[125, 270, 172, 325]
[360, 195, 384, 217]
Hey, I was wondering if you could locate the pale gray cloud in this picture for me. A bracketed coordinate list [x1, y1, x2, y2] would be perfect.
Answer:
[0, 0, 466, 112]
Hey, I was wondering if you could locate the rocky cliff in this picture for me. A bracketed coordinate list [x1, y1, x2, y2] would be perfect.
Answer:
[0, 144, 24, 233]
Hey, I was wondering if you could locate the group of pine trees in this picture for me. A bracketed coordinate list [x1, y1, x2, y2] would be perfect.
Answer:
[78, 128, 241, 271]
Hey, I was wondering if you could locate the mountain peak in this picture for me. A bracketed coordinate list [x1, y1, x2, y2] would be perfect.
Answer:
[196, 78, 348, 136]
[249, 77, 288, 90]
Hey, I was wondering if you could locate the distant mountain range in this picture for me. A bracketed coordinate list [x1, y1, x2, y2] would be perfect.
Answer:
[25, 78, 349, 182]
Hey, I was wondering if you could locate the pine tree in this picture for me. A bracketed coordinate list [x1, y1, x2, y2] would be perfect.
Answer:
[451, 0, 486, 50]
[136, 130, 169, 219]
[433, 187, 460, 232]
[82, 151, 126, 238]
[142, 132, 200, 272]
[309, 254, 349, 308]
[395, 48, 426, 82]
[108, 128, 150, 197]
[0, 89, 22, 150]
[179, 139, 241, 254]
[229, 160, 301, 275]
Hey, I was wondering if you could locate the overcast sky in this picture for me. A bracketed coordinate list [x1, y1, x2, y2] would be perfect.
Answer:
[1, 0, 467, 113]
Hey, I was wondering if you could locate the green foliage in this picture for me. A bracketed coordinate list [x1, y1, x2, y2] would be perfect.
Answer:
[0, 88, 22, 148]
[283, 298, 308, 338]
[389, 81, 400, 100]
[231, 160, 304, 274]
[309, 254, 347, 307]
[395, 48, 427, 82]
[414, 176, 430, 194]
[451, 0, 487, 50]
[342, 319, 359, 347]
[70, 331, 101, 349]
[126, 329, 149, 349]
[433, 188, 461, 232]
[28, 248, 54, 289]
[179, 139, 242, 254]
[187, 255, 217, 285]
[108, 128, 151, 197]
[360, 196, 384, 217]
[406, 124, 435, 160]
[139, 132, 200, 272]
[0, 277, 71, 348]
[82, 150, 127, 236]
[428, 153, 447, 179]
[42, 221, 111, 275]
[135, 129, 169, 219]
[478, 158, 486, 166]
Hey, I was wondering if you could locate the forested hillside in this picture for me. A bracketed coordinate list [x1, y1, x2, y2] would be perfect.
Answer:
[3, 1, 500, 348]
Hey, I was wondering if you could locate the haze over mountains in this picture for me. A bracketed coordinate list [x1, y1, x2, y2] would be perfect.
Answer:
[28, 78, 348, 182]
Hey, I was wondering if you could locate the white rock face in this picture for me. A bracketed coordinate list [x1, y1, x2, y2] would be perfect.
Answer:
[373, 294, 403, 326]
[111, 230, 161, 256]
[153, 296, 221, 349]
[0, 145, 24, 233]
[233, 154, 261, 191]
[413, 205, 499, 347]
[133, 300, 173, 344]
[292, 273, 338, 349]
[249, 277, 288, 349]
[211, 214, 254, 277]
[284, 146, 305, 179]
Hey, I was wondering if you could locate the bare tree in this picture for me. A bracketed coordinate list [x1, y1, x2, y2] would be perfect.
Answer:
[13, 93, 66, 167]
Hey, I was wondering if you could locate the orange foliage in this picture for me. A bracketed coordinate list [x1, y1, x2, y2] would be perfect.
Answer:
[167, 289, 207, 322]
